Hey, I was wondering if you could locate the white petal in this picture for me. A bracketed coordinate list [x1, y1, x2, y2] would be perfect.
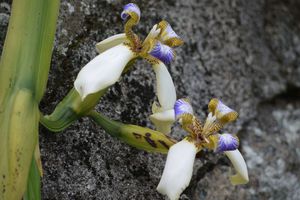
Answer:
[150, 109, 175, 134]
[143, 24, 161, 45]
[74, 44, 135, 100]
[224, 150, 249, 185]
[152, 61, 176, 110]
[157, 140, 197, 200]
[95, 33, 128, 54]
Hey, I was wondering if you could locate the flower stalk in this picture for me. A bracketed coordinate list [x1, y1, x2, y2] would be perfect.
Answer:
[88, 111, 177, 153]
[40, 88, 107, 132]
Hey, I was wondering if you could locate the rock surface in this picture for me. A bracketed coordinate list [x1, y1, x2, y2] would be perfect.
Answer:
[1, 0, 300, 199]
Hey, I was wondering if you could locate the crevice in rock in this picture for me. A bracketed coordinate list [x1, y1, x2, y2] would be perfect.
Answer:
[270, 83, 300, 102]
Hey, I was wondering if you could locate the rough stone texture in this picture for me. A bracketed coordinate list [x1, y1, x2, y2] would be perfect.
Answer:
[1, 0, 300, 199]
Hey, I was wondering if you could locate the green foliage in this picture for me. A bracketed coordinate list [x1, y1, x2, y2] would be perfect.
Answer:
[0, 0, 60, 199]
[23, 158, 41, 200]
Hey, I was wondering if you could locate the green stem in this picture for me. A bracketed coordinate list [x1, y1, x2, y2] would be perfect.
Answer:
[88, 111, 177, 154]
[40, 88, 107, 132]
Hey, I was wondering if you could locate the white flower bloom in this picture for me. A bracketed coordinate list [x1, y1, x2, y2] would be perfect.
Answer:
[224, 149, 249, 185]
[156, 99, 249, 199]
[150, 61, 176, 134]
[157, 140, 197, 200]
[74, 43, 136, 100]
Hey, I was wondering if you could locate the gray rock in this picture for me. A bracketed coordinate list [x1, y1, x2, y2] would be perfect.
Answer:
[1, 0, 300, 199]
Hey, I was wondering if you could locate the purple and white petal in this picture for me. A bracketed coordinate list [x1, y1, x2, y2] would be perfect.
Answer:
[158, 21, 181, 40]
[121, 3, 141, 21]
[174, 99, 193, 119]
[216, 100, 235, 116]
[217, 133, 239, 152]
[164, 23, 180, 40]
[157, 21, 183, 47]
[150, 41, 175, 64]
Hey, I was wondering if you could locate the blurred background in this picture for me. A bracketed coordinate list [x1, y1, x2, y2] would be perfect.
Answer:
[1, 0, 300, 199]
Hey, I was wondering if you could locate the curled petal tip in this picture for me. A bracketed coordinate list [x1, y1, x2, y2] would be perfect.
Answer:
[174, 98, 193, 119]
[121, 3, 141, 21]
[158, 20, 183, 47]
[216, 99, 235, 115]
[157, 140, 197, 200]
[150, 41, 175, 64]
[208, 98, 238, 123]
[217, 133, 239, 152]
[225, 150, 249, 185]
[120, 12, 129, 20]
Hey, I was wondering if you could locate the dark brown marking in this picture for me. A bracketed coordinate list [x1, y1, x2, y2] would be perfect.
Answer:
[132, 132, 142, 139]
[158, 140, 170, 149]
[145, 133, 151, 137]
[144, 133, 157, 148]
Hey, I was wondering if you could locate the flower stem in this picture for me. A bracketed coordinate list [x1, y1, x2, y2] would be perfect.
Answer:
[40, 88, 106, 132]
[88, 111, 177, 153]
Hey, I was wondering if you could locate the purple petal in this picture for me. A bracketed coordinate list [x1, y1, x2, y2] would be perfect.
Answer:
[121, 3, 141, 20]
[158, 21, 181, 40]
[165, 23, 180, 39]
[120, 12, 129, 20]
[174, 99, 193, 119]
[216, 100, 235, 116]
[217, 133, 239, 152]
[150, 41, 175, 64]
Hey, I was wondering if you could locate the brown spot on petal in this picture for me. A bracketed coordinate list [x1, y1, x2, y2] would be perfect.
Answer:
[144, 133, 157, 148]
[158, 140, 169, 149]
[132, 132, 142, 139]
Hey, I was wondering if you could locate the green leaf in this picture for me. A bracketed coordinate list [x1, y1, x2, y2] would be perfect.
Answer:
[0, 0, 60, 199]
[23, 157, 41, 200]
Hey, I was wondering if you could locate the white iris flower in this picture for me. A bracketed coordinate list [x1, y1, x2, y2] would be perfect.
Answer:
[157, 98, 249, 200]
[74, 3, 183, 136]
